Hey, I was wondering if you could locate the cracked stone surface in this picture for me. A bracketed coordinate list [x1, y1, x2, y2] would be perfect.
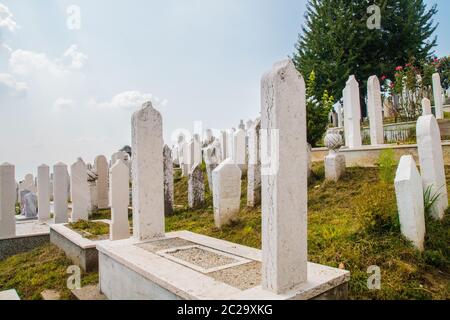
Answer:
[261, 59, 307, 294]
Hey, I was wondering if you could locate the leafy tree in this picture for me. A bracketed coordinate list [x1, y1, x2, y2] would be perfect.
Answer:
[306, 71, 334, 146]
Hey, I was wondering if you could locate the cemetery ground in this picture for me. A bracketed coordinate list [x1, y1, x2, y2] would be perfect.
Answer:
[1, 163, 449, 300]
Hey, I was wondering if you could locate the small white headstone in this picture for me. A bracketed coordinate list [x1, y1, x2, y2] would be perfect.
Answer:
[110, 159, 130, 241]
[37, 164, 50, 221]
[367, 75, 384, 145]
[53, 162, 69, 224]
[163, 145, 174, 216]
[394, 155, 426, 251]
[432, 73, 443, 119]
[233, 128, 247, 170]
[417, 115, 448, 220]
[131, 102, 165, 240]
[343, 75, 362, 148]
[247, 119, 261, 207]
[212, 158, 241, 229]
[95, 155, 109, 209]
[188, 164, 205, 209]
[70, 158, 90, 222]
[0, 163, 16, 238]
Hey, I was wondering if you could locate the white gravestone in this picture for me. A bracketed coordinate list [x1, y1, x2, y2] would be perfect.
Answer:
[394, 155, 426, 251]
[212, 158, 241, 229]
[247, 119, 261, 207]
[0, 163, 16, 238]
[186, 139, 202, 175]
[417, 115, 448, 220]
[188, 164, 205, 209]
[219, 131, 228, 160]
[226, 129, 235, 160]
[70, 158, 90, 222]
[53, 162, 69, 224]
[367, 75, 384, 145]
[343, 75, 362, 148]
[204, 140, 222, 193]
[95, 155, 109, 209]
[131, 102, 165, 240]
[432, 73, 443, 119]
[180, 142, 189, 178]
[110, 159, 131, 241]
[261, 59, 308, 294]
[163, 145, 174, 216]
[37, 164, 50, 221]
[422, 98, 432, 116]
[233, 128, 247, 171]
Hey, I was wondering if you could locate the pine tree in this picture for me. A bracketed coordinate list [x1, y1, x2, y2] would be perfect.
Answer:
[293, 0, 438, 103]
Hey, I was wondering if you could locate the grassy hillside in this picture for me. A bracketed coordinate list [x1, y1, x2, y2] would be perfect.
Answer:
[1, 163, 448, 300]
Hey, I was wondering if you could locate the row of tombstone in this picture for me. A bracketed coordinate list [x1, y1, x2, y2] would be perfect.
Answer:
[162, 117, 262, 228]
[332, 72, 445, 149]
[0, 152, 132, 240]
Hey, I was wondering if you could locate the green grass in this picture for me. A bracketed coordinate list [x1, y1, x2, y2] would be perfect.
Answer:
[68, 220, 109, 239]
[167, 163, 450, 300]
[0, 244, 98, 300]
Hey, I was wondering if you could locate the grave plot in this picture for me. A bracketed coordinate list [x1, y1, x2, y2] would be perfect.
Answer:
[96, 60, 351, 300]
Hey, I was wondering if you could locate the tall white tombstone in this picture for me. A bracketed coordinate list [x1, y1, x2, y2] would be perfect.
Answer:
[394, 156, 426, 251]
[110, 159, 131, 241]
[343, 75, 362, 148]
[37, 164, 50, 221]
[261, 59, 308, 294]
[367, 75, 384, 145]
[247, 119, 261, 207]
[0, 163, 16, 238]
[95, 155, 109, 209]
[233, 128, 247, 171]
[163, 145, 174, 216]
[180, 142, 189, 177]
[212, 158, 241, 229]
[186, 139, 202, 175]
[422, 98, 432, 116]
[219, 131, 228, 160]
[53, 162, 69, 224]
[131, 102, 165, 240]
[417, 115, 448, 220]
[432, 73, 443, 119]
[226, 129, 235, 160]
[70, 158, 90, 222]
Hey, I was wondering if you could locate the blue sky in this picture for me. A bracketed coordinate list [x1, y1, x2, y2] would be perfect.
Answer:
[0, 0, 449, 178]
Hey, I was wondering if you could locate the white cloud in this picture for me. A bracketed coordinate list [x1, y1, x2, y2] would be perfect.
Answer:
[9, 45, 88, 77]
[53, 98, 75, 111]
[61, 45, 88, 70]
[89, 90, 167, 110]
[2, 43, 11, 52]
[0, 73, 27, 97]
[0, 4, 19, 33]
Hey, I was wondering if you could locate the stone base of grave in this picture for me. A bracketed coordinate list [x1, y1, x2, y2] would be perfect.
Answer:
[0, 220, 50, 260]
[325, 153, 346, 182]
[97, 231, 350, 300]
[0, 289, 20, 300]
[50, 221, 110, 272]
